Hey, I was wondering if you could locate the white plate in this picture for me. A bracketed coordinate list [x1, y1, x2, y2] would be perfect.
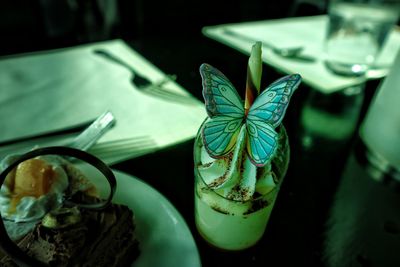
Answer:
[81, 166, 201, 267]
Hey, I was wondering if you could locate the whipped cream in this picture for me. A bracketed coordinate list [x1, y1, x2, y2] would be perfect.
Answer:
[196, 122, 277, 202]
[0, 155, 68, 223]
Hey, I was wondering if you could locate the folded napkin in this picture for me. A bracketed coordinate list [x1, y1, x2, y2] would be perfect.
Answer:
[203, 15, 400, 94]
[0, 39, 206, 164]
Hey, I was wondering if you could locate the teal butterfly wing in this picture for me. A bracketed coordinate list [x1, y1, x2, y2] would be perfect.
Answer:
[248, 74, 301, 127]
[246, 120, 278, 166]
[202, 116, 244, 156]
[199, 63, 245, 158]
[200, 64, 244, 118]
[246, 74, 301, 166]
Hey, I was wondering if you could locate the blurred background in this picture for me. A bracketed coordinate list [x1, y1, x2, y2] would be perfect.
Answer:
[0, 0, 333, 104]
[0, 0, 328, 56]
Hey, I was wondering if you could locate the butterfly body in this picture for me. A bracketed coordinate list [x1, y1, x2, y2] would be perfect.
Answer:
[200, 63, 301, 167]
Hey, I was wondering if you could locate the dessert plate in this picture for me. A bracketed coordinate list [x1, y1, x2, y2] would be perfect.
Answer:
[81, 166, 201, 267]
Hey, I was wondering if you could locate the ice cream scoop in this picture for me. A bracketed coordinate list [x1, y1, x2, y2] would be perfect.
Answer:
[0, 155, 68, 222]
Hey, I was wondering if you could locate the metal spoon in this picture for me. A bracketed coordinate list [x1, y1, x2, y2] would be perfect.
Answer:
[223, 29, 308, 59]
[69, 111, 115, 151]
[0, 111, 116, 161]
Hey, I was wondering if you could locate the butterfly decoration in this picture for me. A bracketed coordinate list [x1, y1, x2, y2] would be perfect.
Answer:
[199, 63, 301, 167]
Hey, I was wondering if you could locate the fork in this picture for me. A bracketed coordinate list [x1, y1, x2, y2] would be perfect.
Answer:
[88, 136, 157, 165]
[93, 49, 198, 105]
[222, 29, 316, 62]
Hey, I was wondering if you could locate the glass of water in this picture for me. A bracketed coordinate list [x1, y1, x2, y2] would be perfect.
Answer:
[324, 0, 400, 76]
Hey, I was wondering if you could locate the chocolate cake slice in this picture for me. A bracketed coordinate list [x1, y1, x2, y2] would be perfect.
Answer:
[0, 147, 140, 266]
[0, 201, 140, 267]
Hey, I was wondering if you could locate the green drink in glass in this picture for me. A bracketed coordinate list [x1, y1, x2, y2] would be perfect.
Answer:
[193, 42, 301, 250]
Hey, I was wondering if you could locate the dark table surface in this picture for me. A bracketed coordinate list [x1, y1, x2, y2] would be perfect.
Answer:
[104, 35, 385, 267]
[2, 31, 396, 267]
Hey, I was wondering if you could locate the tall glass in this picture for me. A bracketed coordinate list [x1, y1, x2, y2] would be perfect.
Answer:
[324, 0, 400, 76]
[193, 121, 290, 251]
